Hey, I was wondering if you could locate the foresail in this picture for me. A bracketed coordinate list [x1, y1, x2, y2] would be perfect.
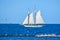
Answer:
[29, 12, 34, 24]
[23, 16, 28, 24]
[36, 10, 44, 24]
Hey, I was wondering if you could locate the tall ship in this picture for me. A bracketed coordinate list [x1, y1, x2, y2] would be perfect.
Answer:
[22, 10, 44, 27]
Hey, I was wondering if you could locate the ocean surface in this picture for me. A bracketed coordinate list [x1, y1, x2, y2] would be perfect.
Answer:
[0, 24, 60, 40]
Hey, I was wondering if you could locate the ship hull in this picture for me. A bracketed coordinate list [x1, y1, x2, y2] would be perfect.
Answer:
[23, 24, 44, 27]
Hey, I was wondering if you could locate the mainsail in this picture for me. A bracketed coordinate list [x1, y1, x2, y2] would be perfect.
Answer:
[29, 12, 34, 24]
[36, 10, 44, 24]
[23, 12, 34, 25]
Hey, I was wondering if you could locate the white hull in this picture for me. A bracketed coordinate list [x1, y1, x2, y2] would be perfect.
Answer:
[24, 25, 44, 27]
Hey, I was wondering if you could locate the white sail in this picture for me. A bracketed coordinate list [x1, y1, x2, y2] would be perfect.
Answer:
[36, 10, 44, 24]
[29, 13, 34, 24]
[23, 15, 28, 24]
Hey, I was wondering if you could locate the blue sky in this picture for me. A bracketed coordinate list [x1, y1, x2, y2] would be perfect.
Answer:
[0, 0, 60, 24]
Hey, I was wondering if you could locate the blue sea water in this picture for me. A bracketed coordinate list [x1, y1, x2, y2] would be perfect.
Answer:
[0, 24, 60, 40]
[0, 37, 60, 40]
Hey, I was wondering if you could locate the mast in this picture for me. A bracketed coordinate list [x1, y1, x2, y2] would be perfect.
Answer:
[28, 8, 30, 25]
[34, 12, 36, 25]
[28, 13, 29, 25]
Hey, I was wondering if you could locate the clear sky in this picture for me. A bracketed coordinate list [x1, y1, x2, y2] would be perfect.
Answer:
[0, 0, 60, 24]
